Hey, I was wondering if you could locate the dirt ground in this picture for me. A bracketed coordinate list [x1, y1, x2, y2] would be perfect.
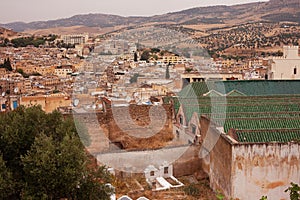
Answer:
[114, 174, 218, 200]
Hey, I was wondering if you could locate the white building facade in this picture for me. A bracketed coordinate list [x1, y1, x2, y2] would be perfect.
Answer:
[268, 46, 300, 79]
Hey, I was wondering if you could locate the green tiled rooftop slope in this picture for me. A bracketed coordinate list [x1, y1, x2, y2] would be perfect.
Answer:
[216, 118, 300, 133]
[165, 95, 300, 118]
[178, 80, 300, 97]
[164, 81, 300, 143]
[214, 80, 300, 96]
[235, 130, 300, 143]
[180, 102, 300, 121]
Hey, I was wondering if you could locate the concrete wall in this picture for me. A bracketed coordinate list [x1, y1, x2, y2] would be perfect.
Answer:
[96, 146, 190, 173]
[231, 142, 300, 200]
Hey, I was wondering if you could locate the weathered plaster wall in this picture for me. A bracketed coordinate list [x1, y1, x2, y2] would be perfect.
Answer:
[199, 116, 233, 197]
[173, 145, 202, 177]
[209, 135, 233, 198]
[232, 142, 300, 200]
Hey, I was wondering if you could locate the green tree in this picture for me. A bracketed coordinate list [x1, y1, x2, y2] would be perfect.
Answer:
[11, 36, 45, 48]
[76, 163, 113, 200]
[260, 196, 268, 200]
[0, 154, 14, 199]
[216, 192, 225, 200]
[285, 182, 300, 200]
[140, 50, 150, 62]
[21, 134, 86, 199]
[0, 106, 111, 199]
[150, 48, 160, 53]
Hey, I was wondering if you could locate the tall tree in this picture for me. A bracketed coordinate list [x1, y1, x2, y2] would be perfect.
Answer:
[21, 134, 86, 199]
[0, 106, 111, 199]
[165, 64, 170, 79]
[0, 154, 14, 199]
[134, 52, 138, 62]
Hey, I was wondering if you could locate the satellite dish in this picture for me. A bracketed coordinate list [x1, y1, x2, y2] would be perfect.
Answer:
[1, 92, 5, 97]
[73, 99, 80, 107]
[14, 87, 19, 94]
[126, 96, 131, 103]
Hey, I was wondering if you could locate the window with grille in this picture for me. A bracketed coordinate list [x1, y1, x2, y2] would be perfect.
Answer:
[164, 167, 168, 174]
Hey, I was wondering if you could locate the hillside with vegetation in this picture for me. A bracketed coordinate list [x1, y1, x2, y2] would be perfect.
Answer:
[1, 0, 299, 32]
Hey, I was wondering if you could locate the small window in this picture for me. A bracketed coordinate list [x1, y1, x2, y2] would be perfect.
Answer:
[152, 181, 156, 187]
[176, 130, 180, 139]
[294, 67, 297, 75]
[150, 171, 155, 176]
[164, 167, 168, 174]
[191, 124, 197, 134]
[179, 115, 183, 125]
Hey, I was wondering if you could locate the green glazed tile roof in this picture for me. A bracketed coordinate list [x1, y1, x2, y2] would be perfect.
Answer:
[163, 81, 300, 143]
[219, 118, 300, 133]
[214, 80, 300, 96]
[235, 130, 300, 143]
[177, 80, 300, 97]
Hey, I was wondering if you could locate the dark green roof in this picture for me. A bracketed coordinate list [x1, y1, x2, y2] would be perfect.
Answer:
[235, 130, 300, 143]
[179, 80, 300, 97]
[164, 81, 300, 143]
[178, 82, 210, 98]
[226, 90, 246, 96]
[219, 118, 300, 133]
[179, 100, 300, 122]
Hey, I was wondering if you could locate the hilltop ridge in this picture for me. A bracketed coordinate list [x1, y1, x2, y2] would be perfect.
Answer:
[0, 0, 299, 33]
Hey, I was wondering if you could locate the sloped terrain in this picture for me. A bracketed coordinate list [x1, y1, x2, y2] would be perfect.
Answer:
[1, 0, 299, 33]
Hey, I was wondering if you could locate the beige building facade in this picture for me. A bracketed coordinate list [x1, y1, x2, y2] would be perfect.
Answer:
[268, 46, 300, 79]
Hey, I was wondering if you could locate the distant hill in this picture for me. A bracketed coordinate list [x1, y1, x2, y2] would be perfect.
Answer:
[1, 0, 299, 33]
[1, 14, 148, 32]
[0, 27, 21, 38]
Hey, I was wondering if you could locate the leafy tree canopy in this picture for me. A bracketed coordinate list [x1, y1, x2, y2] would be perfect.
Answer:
[0, 106, 112, 199]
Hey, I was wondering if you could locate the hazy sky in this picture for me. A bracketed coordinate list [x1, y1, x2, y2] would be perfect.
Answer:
[1, 0, 266, 23]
